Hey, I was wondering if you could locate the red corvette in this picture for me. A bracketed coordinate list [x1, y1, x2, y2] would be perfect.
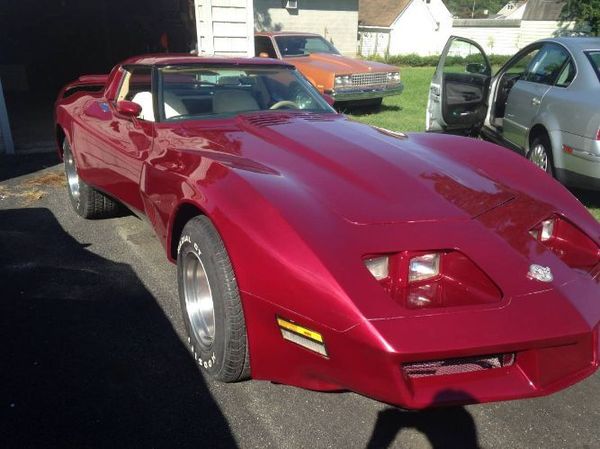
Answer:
[55, 55, 600, 409]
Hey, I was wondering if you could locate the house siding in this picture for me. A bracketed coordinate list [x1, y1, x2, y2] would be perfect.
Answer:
[195, 0, 255, 56]
[453, 21, 522, 55]
[359, 1, 574, 57]
[519, 20, 571, 47]
[254, 0, 359, 56]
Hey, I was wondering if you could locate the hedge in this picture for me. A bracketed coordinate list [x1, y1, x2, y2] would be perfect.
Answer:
[363, 53, 512, 67]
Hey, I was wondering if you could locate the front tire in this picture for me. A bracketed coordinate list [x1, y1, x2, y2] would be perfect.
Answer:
[527, 134, 554, 176]
[177, 216, 250, 382]
[63, 139, 120, 219]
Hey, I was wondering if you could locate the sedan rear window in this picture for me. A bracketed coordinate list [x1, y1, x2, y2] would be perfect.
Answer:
[586, 51, 600, 81]
[275, 36, 340, 57]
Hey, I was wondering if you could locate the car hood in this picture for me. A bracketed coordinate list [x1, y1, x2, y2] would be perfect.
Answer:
[226, 113, 516, 225]
[286, 53, 396, 75]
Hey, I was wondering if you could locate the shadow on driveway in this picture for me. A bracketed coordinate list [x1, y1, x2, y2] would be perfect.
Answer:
[366, 391, 480, 449]
[0, 207, 237, 449]
[0, 153, 60, 182]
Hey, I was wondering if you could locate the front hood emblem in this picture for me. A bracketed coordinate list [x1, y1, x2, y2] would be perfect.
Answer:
[528, 264, 553, 283]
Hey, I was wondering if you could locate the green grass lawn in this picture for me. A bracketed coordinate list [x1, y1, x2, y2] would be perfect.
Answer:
[348, 67, 434, 133]
[346, 66, 600, 221]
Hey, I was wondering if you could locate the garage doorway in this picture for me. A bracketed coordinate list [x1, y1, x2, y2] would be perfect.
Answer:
[0, 0, 195, 152]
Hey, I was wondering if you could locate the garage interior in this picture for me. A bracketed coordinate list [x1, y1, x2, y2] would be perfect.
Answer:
[0, 0, 196, 151]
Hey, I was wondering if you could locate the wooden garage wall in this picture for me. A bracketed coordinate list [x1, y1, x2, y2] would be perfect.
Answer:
[195, 0, 255, 56]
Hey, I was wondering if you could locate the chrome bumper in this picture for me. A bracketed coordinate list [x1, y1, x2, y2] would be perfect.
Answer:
[327, 83, 404, 102]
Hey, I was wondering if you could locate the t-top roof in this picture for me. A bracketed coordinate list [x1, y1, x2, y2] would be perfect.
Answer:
[120, 53, 293, 67]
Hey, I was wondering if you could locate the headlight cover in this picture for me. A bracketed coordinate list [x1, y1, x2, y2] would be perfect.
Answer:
[364, 250, 502, 310]
[530, 215, 600, 271]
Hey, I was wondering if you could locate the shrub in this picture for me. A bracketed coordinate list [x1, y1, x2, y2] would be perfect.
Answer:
[362, 53, 512, 67]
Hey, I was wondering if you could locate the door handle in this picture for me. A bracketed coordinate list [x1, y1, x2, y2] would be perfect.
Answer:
[532, 97, 541, 106]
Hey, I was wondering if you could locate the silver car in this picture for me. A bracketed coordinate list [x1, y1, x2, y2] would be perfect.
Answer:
[427, 36, 600, 190]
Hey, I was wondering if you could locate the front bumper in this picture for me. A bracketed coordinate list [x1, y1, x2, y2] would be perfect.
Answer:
[326, 83, 404, 102]
[246, 269, 600, 409]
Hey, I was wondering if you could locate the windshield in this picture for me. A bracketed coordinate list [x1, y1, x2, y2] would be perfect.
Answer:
[275, 35, 340, 57]
[158, 65, 333, 121]
[586, 51, 600, 82]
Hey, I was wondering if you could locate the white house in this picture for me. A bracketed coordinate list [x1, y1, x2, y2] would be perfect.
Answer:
[453, 0, 572, 55]
[492, 1, 527, 20]
[358, 0, 453, 57]
[360, 0, 572, 57]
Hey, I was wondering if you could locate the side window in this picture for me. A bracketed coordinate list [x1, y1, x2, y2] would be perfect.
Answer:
[524, 44, 569, 85]
[116, 66, 153, 121]
[555, 60, 576, 88]
[255, 36, 277, 58]
[504, 48, 539, 77]
[442, 39, 489, 75]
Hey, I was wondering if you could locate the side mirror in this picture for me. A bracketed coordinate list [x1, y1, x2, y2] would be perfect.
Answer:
[465, 63, 487, 75]
[116, 100, 142, 118]
[258, 52, 270, 58]
[322, 94, 335, 106]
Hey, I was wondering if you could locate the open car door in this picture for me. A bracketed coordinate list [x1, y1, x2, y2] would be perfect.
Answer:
[426, 36, 491, 134]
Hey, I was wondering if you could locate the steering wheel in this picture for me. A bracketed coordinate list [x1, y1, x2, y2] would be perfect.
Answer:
[269, 100, 299, 110]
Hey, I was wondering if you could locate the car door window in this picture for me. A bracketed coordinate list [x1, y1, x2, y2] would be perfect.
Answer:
[555, 60, 576, 88]
[443, 40, 489, 75]
[254, 36, 277, 58]
[586, 51, 600, 81]
[504, 48, 539, 77]
[116, 66, 153, 121]
[524, 44, 569, 85]
[431, 37, 491, 129]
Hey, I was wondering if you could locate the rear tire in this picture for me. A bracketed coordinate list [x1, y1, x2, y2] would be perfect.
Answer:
[63, 139, 120, 219]
[177, 215, 250, 382]
[527, 134, 554, 176]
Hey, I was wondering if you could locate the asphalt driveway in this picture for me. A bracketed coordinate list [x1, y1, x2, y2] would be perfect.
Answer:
[1, 154, 599, 449]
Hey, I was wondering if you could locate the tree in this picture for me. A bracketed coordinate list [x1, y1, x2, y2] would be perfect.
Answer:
[561, 0, 600, 36]
[445, 0, 506, 18]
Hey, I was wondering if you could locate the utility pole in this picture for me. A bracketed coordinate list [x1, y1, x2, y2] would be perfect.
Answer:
[471, 0, 476, 18]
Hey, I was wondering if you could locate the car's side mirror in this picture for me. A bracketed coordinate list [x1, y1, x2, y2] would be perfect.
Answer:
[258, 52, 270, 58]
[465, 63, 487, 75]
[116, 100, 142, 118]
[322, 94, 335, 106]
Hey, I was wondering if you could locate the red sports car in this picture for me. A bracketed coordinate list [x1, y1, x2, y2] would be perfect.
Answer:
[55, 55, 600, 409]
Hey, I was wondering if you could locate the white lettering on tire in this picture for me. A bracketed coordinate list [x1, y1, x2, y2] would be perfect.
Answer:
[177, 235, 191, 254]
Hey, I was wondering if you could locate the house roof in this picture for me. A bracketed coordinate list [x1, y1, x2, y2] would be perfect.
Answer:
[358, 0, 412, 27]
[492, 1, 527, 19]
[522, 0, 565, 21]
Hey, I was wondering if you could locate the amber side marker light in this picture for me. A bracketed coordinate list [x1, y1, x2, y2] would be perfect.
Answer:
[276, 317, 328, 357]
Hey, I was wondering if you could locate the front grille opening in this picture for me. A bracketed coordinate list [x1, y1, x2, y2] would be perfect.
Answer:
[350, 72, 388, 86]
[403, 353, 515, 378]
